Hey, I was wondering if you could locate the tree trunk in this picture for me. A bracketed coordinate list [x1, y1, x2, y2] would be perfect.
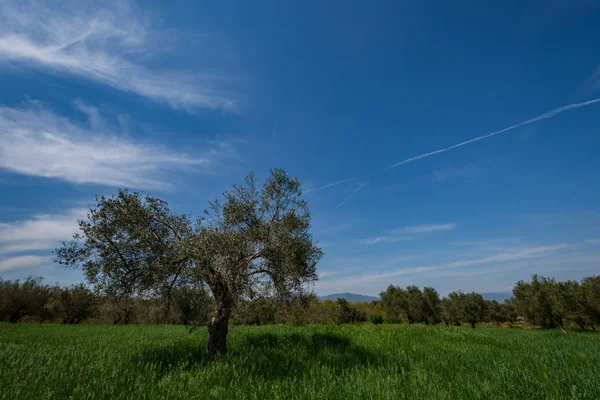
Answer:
[206, 281, 233, 359]
[206, 311, 230, 358]
[470, 321, 476, 329]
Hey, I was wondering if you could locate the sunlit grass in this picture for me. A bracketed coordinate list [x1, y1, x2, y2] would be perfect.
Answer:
[1, 324, 599, 399]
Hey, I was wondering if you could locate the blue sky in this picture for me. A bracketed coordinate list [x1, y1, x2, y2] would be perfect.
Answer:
[1, 0, 599, 296]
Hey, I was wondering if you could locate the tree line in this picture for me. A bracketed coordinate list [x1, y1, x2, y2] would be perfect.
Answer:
[2, 274, 598, 331]
[378, 274, 600, 331]
[0, 277, 213, 325]
[2, 169, 598, 358]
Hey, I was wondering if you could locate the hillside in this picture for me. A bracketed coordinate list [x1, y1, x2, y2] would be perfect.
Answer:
[481, 292, 512, 302]
[318, 293, 379, 302]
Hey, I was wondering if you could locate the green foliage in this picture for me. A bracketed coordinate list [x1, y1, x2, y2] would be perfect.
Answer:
[369, 314, 383, 325]
[336, 298, 367, 324]
[380, 285, 441, 325]
[513, 274, 600, 331]
[0, 277, 56, 323]
[460, 292, 487, 328]
[486, 300, 518, 325]
[1, 324, 599, 399]
[514, 275, 568, 330]
[170, 286, 213, 326]
[580, 276, 600, 331]
[45, 284, 96, 324]
[231, 297, 277, 326]
[442, 291, 486, 328]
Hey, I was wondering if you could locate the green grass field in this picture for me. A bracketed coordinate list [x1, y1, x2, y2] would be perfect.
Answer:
[1, 324, 599, 399]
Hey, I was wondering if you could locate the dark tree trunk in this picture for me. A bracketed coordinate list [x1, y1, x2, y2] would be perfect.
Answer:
[591, 323, 596, 332]
[9, 311, 25, 324]
[206, 311, 230, 358]
[470, 321, 476, 329]
[206, 281, 233, 359]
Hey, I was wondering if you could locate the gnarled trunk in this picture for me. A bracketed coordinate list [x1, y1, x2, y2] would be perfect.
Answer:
[206, 310, 230, 358]
[206, 281, 233, 358]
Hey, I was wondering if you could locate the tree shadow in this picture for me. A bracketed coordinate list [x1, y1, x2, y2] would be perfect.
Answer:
[232, 331, 387, 380]
[134, 330, 388, 381]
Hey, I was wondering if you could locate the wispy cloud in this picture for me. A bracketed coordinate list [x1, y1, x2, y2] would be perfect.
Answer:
[585, 238, 600, 245]
[303, 177, 356, 194]
[0, 209, 84, 255]
[359, 236, 414, 245]
[0, 255, 50, 272]
[312, 98, 600, 208]
[318, 271, 338, 278]
[391, 223, 456, 234]
[0, 0, 236, 111]
[0, 207, 94, 277]
[389, 98, 600, 168]
[0, 102, 232, 189]
[360, 223, 455, 245]
[335, 180, 369, 208]
[315, 243, 568, 294]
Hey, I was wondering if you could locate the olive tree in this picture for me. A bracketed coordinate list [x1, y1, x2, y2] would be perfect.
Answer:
[56, 169, 323, 357]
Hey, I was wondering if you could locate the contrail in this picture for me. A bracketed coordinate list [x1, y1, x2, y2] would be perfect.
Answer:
[303, 177, 356, 193]
[335, 180, 369, 208]
[389, 98, 600, 168]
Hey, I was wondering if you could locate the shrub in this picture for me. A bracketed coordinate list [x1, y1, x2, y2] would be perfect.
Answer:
[370, 314, 384, 325]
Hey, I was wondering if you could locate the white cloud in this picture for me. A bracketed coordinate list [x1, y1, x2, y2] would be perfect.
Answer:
[391, 223, 456, 234]
[358, 236, 413, 245]
[318, 271, 337, 278]
[389, 98, 600, 168]
[585, 238, 600, 245]
[0, 209, 84, 256]
[316, 243, 568, 294]
[0, 255, 50, 271]
[359, 223, 455, 245]
[303, 177, 356, 194]
[0, 102, 231, 189]
[335, 180, 369, 208]
[0, 0, 236, 111]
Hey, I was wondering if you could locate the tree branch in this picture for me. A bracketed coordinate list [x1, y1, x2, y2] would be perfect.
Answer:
[246, 268, 272, 278]
[149, 215, 183, 241]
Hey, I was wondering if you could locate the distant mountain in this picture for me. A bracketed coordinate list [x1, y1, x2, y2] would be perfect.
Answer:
[481, 292, 512, 302]
[319, 293, 379, 302]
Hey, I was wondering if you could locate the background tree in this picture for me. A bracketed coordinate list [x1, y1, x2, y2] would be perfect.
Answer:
[404, 286, 424, 324]
[580, 276, 600, 331]
[487, 300, 507, 325]
[56, 169, 323, 358]
[442, 292, 463, 326]
[336, 298, 367, 324]
[231, 296, 277, 326]
[421, 287, 442, 325]
[461, 292, 487, 328]
[45, 283, 96, 324]
[171, 285, 213, 326]
[513, 275, 568, 331]
[0, 277, 55, 323]
[380, 285, 405, 321]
